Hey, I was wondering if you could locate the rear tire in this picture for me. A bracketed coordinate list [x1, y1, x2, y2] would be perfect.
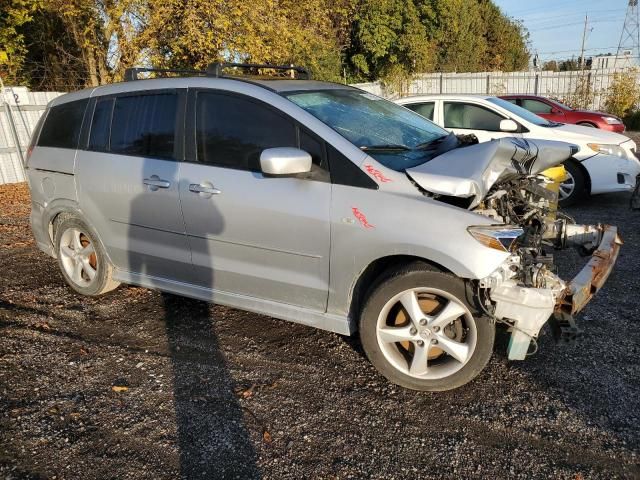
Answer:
[559, 160, 588, 207]
[54, 216, 120, 296]
[359, 263, 494, 391]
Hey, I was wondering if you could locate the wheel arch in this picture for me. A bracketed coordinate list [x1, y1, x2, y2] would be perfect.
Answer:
[576, 120, 599, 128]
[44, 202, 111, 263]
[347, 255, 453, 331]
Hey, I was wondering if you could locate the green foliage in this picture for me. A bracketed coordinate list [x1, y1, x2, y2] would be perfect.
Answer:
[0, 0, 40, 84]
[603, 70, 640, 119]
[561, 75, 595, 110]
[2, 0, 528, 90]
[623, 110, 640, 130]
[348, 0, 529, 85]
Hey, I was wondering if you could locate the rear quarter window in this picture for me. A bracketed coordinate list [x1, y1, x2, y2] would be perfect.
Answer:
[37, 99, 89, 149]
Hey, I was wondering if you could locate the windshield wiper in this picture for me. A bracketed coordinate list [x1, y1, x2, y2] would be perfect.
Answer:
[414, 134, 451, 150]
[360, 144, 411, 152]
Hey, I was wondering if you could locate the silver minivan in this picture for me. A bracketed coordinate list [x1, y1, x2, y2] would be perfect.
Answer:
[26, 63, 621, 391]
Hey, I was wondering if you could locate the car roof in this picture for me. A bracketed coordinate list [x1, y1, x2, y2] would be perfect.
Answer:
[396, 94, 492, 102]
[500, 94, 544, 98]
[50, 76, 357, 106]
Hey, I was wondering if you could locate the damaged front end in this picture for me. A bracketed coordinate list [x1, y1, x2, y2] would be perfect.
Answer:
[477, 221, 622, 360]
[407, 137, 623, 360]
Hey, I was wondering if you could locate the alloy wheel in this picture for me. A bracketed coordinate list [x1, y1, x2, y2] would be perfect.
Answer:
[376, 287, 477, 380]
[558, 171, 576, 200]
[59, 227, 98, 287]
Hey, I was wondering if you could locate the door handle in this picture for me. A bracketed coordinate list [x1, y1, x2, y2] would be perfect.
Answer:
[189, 183, 221, 195]
[143, 175, 171, 190]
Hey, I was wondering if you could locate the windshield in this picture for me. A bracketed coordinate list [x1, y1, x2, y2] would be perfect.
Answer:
[487, 97, 557, 127]
[284, 89, 452, 170]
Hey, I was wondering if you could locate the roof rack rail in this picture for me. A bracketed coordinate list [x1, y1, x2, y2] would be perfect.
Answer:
[123, 63, 311, 82]
[205, 62, 311, 80]
[124, 67, 205, 81]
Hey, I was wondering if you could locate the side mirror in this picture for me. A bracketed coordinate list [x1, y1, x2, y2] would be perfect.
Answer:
[500, 119, 519, 132]
[260, 147, 312, 176]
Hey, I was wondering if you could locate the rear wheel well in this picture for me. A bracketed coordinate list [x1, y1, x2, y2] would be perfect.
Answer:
[348, 255, 451, 328]
[49, 211, 75, 247]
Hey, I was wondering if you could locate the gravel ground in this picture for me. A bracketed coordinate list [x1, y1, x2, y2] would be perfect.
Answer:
[1, 182, 638, 479]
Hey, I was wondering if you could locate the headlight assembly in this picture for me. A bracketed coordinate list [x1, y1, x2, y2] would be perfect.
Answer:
[587, 143, 626, 157]
[467, 226, 524, 252]
[602, 116, 623, 125]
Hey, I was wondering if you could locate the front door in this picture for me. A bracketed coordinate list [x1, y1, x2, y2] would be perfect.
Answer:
[76, 90, 192, 282]
[179, 90, 331, 310]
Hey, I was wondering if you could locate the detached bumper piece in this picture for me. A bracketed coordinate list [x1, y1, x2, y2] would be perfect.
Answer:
[559, 225, 622, 315]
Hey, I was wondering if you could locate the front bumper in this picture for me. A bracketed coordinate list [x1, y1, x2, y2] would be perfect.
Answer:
[487, 224, 622, 360]
[558, 225, 622, 315]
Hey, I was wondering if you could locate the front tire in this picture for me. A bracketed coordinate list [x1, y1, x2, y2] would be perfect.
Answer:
[55, 216, 120, 296]
[559, 160, 588, 206]
[359, 264, 494, 391]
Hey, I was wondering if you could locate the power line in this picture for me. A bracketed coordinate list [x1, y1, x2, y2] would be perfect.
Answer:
[528, 18, 624, 32]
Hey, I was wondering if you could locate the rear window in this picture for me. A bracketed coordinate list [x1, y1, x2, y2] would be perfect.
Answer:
[37, 99, 88, 149]
[110, 93, 178, 159]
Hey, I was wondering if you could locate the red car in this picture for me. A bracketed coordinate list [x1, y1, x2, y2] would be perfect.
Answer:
[499, 95, 626, 133]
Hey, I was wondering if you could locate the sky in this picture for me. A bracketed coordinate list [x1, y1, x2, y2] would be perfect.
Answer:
[494, 0, 634, 62]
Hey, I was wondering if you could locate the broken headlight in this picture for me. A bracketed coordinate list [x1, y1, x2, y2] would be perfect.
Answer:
[467, 225, 524, 252]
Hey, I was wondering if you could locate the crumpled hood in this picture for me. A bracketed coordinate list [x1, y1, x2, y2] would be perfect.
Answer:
[406, 137, 575, 208]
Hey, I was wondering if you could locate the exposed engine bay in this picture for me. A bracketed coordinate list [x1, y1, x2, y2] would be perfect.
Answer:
[406, 137, 622, 360]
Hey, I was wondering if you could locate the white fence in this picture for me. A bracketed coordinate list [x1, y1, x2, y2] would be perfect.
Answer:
[0, 88, 63, 185]
[352, 68, 639, 109]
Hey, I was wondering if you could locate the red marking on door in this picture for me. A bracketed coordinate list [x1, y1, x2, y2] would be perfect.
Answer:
[352, 207, 375, 229]
[364, 164, 392, 183]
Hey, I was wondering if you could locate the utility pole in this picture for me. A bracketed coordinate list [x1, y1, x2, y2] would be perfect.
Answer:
[579, 14, 588, 70]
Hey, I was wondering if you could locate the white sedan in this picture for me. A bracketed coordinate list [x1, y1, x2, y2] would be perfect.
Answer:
[394, 94, 640, 205]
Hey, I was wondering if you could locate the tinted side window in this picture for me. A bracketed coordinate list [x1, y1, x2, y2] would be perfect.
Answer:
[37, 99, 88, 149]
[521, 99, 553, 114]
[196, 92, 296, 170]
[88, 98, 114, 151]
[406, 102, 434, 120]
[110, 93, 177, 158]
[443, 102, 504, 131]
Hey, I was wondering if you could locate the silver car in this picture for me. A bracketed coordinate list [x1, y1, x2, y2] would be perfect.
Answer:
[26, 63, 621, 391]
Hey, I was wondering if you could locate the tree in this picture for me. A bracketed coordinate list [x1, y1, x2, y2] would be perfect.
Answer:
[348, 0, 529, 86]
[0, 0, 40, 85]
[348, 0, 434, 90]
[603, 69, 640, 118]
[140, 0, 355, 81]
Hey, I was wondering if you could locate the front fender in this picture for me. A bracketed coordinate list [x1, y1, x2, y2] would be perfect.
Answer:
[327, 185, 509, 317]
